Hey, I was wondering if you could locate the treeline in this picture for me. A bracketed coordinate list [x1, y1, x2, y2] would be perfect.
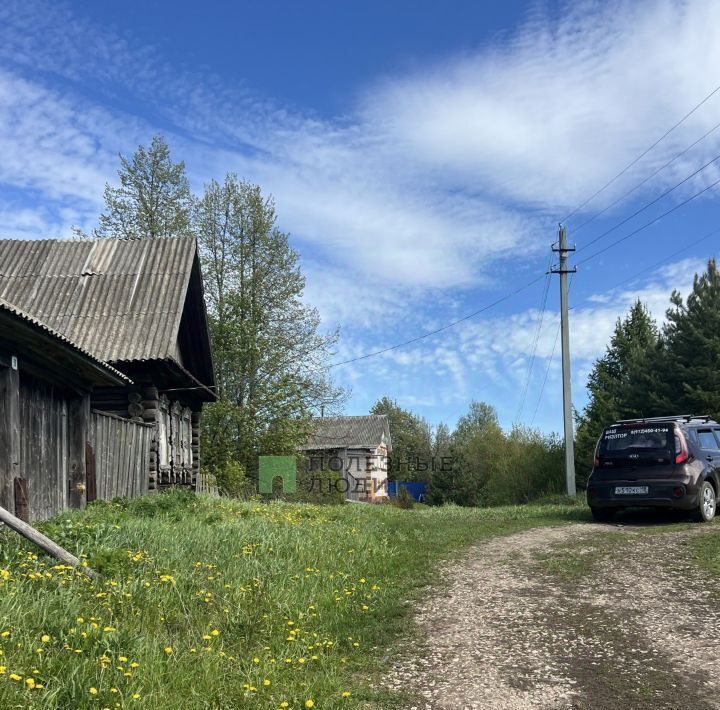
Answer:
[575, 258, 720, 485]
[372, 398, 565, 505]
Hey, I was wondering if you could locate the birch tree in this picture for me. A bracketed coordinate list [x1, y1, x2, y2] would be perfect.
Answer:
[195, 174, 344, 480]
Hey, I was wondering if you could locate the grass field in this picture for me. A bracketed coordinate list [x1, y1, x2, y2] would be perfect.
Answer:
[0, 492, 589, 709]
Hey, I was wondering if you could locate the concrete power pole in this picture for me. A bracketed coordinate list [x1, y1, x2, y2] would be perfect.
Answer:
[551, 225, 577, 497]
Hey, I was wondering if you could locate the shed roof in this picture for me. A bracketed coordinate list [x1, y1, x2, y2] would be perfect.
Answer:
[0, 237, 214, 388]
[0, 298, 131, 385]
[300, 415, 392, 451]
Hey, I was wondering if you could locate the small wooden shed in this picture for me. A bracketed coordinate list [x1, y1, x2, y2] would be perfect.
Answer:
[0, 237, 216, 519]
[0, 300, 137, 520]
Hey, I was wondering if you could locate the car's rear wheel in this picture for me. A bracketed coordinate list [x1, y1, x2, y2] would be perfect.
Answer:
[692, 481, 717, 522]
[590, 507, 615, 523]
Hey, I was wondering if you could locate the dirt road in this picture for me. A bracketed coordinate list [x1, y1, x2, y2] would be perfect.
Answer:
[384, 520, 720, 709]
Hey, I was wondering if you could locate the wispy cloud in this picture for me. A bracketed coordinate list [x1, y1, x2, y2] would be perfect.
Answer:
[2, 0, 719, 280]
[0, 0, 718, 427]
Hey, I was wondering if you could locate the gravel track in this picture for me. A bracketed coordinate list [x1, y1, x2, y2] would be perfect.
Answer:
[384, 521, 720, 710]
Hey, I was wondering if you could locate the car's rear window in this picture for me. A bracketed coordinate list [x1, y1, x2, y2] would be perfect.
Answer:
[597, 425, 674, 466]
[600, 425, 672, 452]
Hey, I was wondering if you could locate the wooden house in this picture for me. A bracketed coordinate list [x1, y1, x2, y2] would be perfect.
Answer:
[300, 415, 392, 501]
[0, 237, 215, 520]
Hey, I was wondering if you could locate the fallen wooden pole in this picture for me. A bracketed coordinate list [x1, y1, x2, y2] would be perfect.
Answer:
[0, 504, 99, 579]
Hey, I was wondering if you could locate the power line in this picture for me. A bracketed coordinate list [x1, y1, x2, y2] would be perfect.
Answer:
[575, 151, 720, 254]
[328, 170, 719, 371]
[596, 223, 720, 293]
[529, 321, 560, 428]
[328, 155, 720, 371]
[528, 229, 720, 428]
[561, 81, 720, 224]
[572, 118, 720, 235]
[529, 271, 575, 428]
[514, 268, 551, 423]
[327, 271, 547, 369]
[576, 174, 720, 267]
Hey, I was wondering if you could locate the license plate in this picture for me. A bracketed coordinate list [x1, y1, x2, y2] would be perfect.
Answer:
[615, 486, 649, 495]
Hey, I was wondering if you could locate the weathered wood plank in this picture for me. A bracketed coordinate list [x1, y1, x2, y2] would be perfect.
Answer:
[0, 504, 98, 579]
[86, 441, 97, 503]
[14, 477, 28, 522]
[0, 360, 20, 512]
[68, 396, 89, 509]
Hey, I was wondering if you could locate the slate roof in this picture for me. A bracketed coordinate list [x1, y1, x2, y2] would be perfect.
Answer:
[300, 415, 392, 451]
[0, 237, 210, 375]
[0, 298, 131, 384]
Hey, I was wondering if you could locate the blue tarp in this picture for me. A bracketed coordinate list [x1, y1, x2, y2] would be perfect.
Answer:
[387, 481, 427, 502]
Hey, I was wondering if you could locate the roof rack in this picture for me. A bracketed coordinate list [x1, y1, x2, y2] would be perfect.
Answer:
[614, 414, 713, 425]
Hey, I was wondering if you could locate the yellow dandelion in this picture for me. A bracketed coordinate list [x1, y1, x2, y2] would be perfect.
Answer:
[25, 678, 36, 689]
[164, 646, 173, 655]
[263, 679, 271, 686]
[342, 691, 351, 697]
[9, 673, 22, 681]
[305, 701, 315, 709]
[40, 634, 50, 643]
[89, 687, 98, 695]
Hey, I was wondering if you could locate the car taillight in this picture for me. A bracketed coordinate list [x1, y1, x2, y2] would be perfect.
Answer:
[675, 430, 689, 464]
[594, 457, 600, 467]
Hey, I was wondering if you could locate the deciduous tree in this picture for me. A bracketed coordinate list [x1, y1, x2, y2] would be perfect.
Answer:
[77, 135, 192, 240]
[196, 175, 344, 481]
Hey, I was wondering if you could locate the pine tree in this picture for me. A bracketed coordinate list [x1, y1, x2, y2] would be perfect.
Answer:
[80, 136, 192, 239]
[575, 301, 659, 484]
[659, 259, 720, 418]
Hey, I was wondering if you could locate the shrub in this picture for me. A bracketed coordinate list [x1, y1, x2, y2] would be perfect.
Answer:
[393, 486, 415, 509]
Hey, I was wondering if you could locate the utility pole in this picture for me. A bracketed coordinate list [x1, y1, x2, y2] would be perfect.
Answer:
[551, 224, 577, 496]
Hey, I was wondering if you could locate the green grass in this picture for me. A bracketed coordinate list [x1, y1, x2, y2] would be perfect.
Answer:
[534, 537, 619, 581]
[0, 491, 590, 709]
[686, 528, 720, 577]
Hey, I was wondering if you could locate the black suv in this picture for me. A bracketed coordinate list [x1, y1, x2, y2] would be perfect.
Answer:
[586, 415, 720, 523]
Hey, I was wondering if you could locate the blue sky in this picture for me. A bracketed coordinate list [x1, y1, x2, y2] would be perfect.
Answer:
[0, 0, 719, 434]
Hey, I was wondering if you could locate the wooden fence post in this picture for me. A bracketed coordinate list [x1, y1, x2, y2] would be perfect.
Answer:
[85, 441, 97, 503]
[68, 395, 90, 509]
[13, 477, 29, 522]
[0, 355, 20, 513]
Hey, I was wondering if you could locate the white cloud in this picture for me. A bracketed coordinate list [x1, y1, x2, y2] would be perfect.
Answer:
[363, 0, 720, 213]
[0, 0, 719, 427]
[5, 0, 720, 285]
